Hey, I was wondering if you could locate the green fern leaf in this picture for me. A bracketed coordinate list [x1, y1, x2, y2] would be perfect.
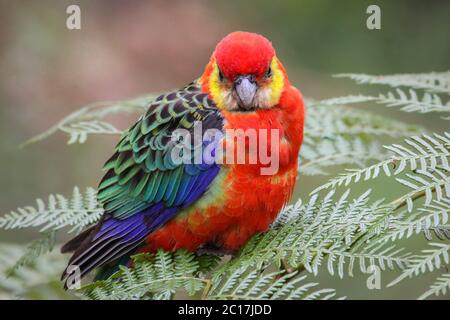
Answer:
[82, 250, 210, 300]
[21, 94, 155, 147]
[387, 243, 450, 288]
[335, 71, 450, 94]
[418, 273, 450, 300]
[0, 187, 102, 234]
[312, 133, 450, 194]
[6, 231, 56, 276]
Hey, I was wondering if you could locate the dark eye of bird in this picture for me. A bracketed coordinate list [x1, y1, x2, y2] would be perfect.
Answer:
[265, 66, 272, 78]
[218, 68, 224, 82]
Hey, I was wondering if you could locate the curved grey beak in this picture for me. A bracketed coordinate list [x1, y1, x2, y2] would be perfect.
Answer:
[234, 75, 257, 110]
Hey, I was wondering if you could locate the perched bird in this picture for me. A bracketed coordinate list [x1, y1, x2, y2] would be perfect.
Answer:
[61, 31, 305, 287]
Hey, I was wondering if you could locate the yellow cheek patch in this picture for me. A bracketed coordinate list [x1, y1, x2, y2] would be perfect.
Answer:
[208, 62, 228, 110]
[208, 59, 284, 110]
[268, 58, 284, 106]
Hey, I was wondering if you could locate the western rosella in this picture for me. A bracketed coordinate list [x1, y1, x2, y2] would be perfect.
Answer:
[61, 31, 305, 287]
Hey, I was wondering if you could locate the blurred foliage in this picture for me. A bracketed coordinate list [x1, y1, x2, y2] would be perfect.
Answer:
[217, 0, 450, 74]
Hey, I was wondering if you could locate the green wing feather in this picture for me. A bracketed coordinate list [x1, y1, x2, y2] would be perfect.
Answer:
[97, 81, 223, 219]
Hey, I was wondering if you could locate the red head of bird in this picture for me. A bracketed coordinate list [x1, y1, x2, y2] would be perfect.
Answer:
[201, 31, 290, 112]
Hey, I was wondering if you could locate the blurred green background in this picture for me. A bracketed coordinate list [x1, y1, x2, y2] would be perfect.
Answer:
[0, 0, 449, 299]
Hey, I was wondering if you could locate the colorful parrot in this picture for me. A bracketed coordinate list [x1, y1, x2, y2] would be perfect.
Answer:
[61, 31, 305, 287]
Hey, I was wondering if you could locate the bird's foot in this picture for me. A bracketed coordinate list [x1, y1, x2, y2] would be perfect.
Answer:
[196, 243, 236, 257]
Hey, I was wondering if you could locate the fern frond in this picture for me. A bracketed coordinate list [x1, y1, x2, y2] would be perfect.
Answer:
[393, 167, 450, 212]
[0, 187, 102, 234]
[312, 133, 450, 194]
[62, 120, 122, 144]
[83, 250, 212, 300]
[300, 101, 421, 176]
[21, 94, 155, 147]
[423, 225, 450, 241]
[321, 89, 450, 115]
[6, 231, 56, 276]
[299, 137, 387, 175]
[305, 100, 420, 138]
[208, 269, 342, 300]
[351, 183, 450, 252]
[342, 158, 449, 251]
[0, 243, 69, 299]
[222, 190, 414, 281]
[418, 273, 450, 300]
[271, 199, 305, 228]
[375, 199, 450, 243]
[377, 89, 450, 113]
[319, 95, 378, 106]
[335, 71, 450, 94]
[306, 245, 411, 279]
[387, 243, 450, 288]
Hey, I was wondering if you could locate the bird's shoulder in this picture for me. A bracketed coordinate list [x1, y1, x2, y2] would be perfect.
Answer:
[97, 81, 224, 219]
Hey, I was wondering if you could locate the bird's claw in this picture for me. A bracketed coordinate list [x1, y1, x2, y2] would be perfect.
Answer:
[196, 244, 236, 257]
